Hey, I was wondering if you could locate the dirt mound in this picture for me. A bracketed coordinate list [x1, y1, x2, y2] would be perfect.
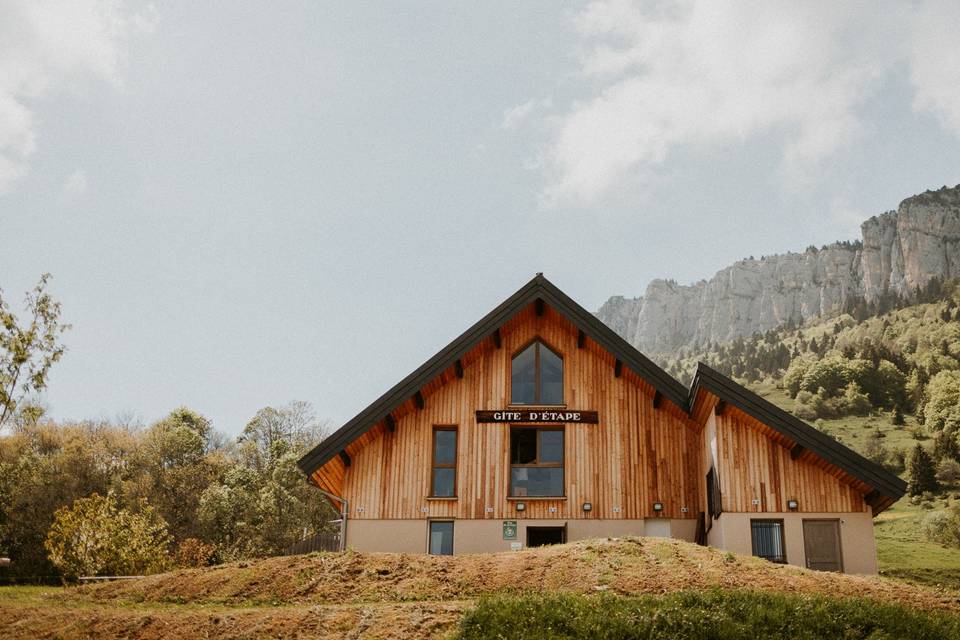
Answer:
[69, 537, 959, 612]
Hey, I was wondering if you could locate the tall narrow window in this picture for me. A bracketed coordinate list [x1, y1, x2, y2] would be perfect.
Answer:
[511, 340, 563, 405]
[429, 521, 454, 555]
[751, 519, 786, 564]
[431, 427, 457, 497]
[510, 427, 564, 496]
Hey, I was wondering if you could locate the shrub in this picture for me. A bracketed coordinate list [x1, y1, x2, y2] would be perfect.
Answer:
[176, 537, 217, 568]
[923, 505, 960, 548]
[938, 460, 960, 484]
[44, 492, 171, 579]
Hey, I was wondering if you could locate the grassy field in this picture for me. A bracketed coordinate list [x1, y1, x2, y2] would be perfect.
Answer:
[5, 537, 960, 639]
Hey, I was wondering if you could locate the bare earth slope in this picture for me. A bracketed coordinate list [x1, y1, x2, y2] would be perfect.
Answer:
[4, 537, 959, 639]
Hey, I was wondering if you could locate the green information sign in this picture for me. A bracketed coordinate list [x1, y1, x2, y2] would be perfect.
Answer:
[502, 520, 517, 540]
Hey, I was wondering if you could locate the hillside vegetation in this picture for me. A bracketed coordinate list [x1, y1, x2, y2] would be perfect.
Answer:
[4, 537, 960, 639]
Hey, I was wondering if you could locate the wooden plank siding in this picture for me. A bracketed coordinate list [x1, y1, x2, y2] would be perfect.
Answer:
[715, 406, 869, 513]
[313, 303, 702, 521]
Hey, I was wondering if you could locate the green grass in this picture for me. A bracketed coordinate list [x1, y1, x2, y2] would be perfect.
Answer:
[0, 585, 64, 605]
[455, 590, 960, 640]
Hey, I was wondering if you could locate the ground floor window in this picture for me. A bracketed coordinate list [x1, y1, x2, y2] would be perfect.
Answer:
[429, 521, 454, 555]
[526, 526, 565, 547]
[751, 519, 786, 563]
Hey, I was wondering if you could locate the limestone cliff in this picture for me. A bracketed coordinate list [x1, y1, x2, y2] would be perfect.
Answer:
[598, 184, 960, 355]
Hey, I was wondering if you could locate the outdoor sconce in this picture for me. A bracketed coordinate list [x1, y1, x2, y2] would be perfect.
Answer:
[515, 502, 526, 512]
[787, 499, 799, 511]
[652, 502, 664, 513]
[582, 502, 593, 512]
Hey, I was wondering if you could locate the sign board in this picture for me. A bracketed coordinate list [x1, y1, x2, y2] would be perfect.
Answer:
[502, 520, 518, 540]
[510, 542, 523, 551]
[476, 410, 598, 424]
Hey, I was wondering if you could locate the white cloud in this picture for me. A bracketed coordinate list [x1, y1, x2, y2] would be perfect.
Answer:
[502, 97, 553, 130]
[0, 1, 156, 194]
[64, 168, 88, 197]
[532, 1, 960, 208]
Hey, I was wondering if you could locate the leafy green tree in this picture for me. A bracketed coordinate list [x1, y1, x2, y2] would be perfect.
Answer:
[924, 371, 960, 431]
[907, 444, 940, 496]
[44, 492, 171, 578]
[0, 274, 70, 429]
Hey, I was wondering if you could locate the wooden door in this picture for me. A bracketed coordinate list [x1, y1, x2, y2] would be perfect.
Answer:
[802, 519, 843, 572]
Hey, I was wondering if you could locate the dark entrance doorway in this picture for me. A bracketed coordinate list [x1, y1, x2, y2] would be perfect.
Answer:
[526, 526, 565, 547]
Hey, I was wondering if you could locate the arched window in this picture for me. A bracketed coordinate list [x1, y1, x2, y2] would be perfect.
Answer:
[511, 340, 563, 405]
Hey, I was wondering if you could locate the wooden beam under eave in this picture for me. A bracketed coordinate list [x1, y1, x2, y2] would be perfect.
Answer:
[385, 414, 395, 432]
[653, 390, 662, 409]
[414, 390, 425, 410]
[577, 329, 585, 348]
[790, 443, 805, 460]
[715, 400, 726, 416]
[492, 328, 501, 349]
[535, 298, 545, 316]
[454, 359, 464, 378]
[339, 450, 351, 467]
[864, 489, 882, 509]
[614, 359, 623, 378]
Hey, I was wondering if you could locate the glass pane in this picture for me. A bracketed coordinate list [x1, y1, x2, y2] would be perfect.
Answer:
[510, 466, 563, 496]
[433, 429, 457, 465]
[751, 521, 785, 562]
[540, 430, 563, 464]
[429, 521, 454, 555]
[540, 344, 563, 405]
[432, 468, 455, 497]
[511, 428, 537, 464]
[511, 344, 536, 404]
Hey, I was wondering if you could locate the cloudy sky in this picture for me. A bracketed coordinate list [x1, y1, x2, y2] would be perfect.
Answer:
[2, 1, 960, 435]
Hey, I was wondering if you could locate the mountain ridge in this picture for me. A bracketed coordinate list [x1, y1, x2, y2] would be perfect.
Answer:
[598, 184, 960, 354]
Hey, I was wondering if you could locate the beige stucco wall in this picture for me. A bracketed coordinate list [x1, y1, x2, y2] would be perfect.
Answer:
[345, 512, 877, 574]
[711, 511, 878, 574]
[346, 518, 697, 554]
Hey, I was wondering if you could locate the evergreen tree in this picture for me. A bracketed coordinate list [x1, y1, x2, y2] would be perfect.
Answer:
[907, 444, 940, 496]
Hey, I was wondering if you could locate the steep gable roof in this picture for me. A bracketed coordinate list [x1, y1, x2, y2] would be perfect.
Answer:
[297, 273, 688, 476]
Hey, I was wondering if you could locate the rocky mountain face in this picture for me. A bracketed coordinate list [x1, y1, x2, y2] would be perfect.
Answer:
[598, 185, 960, 355]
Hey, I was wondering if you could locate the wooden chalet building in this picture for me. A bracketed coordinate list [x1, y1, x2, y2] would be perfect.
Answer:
[298, 275, 905, 573]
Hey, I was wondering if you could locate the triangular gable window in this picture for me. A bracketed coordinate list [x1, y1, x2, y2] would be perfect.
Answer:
[511, 340, 563, 405]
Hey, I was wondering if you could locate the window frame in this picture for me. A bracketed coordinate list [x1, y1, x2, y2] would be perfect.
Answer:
[750, 518, 787, 564]
[510, 338, 564, 406]
[430, 425, 458, 498]
[509, 425, 565, 497]
[428, 520, 454, 555]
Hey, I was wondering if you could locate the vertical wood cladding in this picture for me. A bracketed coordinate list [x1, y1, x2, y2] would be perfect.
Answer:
[714, 408, 868, 513]
[319, 305, 702, 520]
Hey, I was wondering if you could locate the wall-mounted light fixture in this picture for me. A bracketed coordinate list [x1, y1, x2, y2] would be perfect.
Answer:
[787, 499, 799, 510]
[652, 502, 664, 512]
[515, 502, 526, 512]
[680, 506, 689, 513]
[582, 502, 593, 512]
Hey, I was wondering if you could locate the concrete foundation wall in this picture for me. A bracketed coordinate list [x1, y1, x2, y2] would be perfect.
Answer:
[346, 518, 694, 554]
[345, 512, 878, 575]
[712, 511, 878, 574]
